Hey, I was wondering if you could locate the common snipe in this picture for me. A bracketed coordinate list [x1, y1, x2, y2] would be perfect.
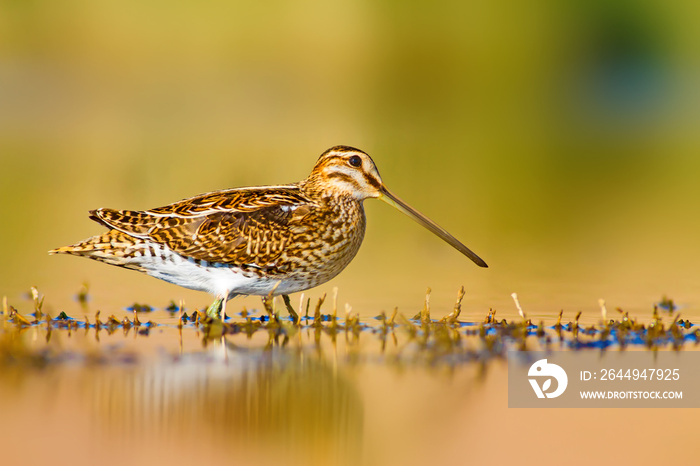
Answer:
[51, 146, 487, 319]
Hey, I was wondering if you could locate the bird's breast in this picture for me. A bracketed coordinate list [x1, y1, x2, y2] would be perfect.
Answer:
[278, 197, 366, 285]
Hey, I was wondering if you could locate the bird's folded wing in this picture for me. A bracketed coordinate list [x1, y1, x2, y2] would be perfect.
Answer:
[89, 187, 315, 268]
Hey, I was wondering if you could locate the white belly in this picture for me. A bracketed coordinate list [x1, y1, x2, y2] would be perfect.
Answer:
[126, 243, 314, 299]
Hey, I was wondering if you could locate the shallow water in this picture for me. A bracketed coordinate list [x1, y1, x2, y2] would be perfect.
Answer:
[1, 299, 698, 466]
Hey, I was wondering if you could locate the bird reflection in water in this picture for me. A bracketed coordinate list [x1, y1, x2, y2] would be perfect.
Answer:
[91, 336, 363, 465]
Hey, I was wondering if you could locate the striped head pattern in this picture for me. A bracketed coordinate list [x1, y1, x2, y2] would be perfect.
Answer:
[305, 146, 384, 200]
[304, 145, 488, 268]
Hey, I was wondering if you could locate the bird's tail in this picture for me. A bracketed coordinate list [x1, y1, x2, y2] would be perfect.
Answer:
[49, 230, 142, 266]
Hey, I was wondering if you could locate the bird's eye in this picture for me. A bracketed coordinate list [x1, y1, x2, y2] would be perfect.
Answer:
[348, 155, 362, 167]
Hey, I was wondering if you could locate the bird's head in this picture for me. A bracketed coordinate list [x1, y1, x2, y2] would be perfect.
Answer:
[304, 145, 488, 268]
[306, 146, 384, 200]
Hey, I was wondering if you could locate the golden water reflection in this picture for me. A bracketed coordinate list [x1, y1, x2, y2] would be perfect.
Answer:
[93, 341, 363, 465]
[0, 313, 502, 466]
[1, 314, 700, 466]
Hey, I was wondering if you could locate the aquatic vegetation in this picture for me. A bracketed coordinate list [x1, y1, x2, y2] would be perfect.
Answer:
[126, 303, 155, 313]
[0, 286, 696, 369]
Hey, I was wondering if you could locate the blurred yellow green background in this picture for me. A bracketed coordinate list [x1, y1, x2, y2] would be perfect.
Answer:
[2, 0, 699, 319]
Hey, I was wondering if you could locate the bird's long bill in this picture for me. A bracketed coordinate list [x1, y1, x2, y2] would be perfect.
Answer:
[379, 187, 488, 268]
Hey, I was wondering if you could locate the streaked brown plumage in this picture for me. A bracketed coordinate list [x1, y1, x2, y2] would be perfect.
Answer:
[50, 146, 486, 318]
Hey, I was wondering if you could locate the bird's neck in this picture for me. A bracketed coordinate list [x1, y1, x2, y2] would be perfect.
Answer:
[298, 179, 363, 213]
[298, 176, 342, 201]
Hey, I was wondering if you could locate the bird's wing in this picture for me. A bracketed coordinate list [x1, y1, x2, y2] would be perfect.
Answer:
[89, 186, 316, 268]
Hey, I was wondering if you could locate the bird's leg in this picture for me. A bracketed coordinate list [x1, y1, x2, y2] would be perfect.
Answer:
[221, 295, 228, 320]
[220, 295, 229, 364]
[282, 294, 300, 325]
